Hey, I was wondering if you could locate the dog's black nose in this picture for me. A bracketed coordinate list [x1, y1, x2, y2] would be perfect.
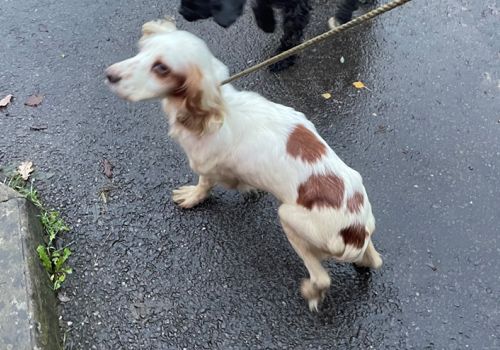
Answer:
[106, 73, 122, 84]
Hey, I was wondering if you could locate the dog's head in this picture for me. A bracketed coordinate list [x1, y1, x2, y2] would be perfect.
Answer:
[105, 18, 228, 134]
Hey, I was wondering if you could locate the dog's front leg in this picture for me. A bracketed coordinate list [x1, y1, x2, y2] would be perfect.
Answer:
[172, 175, 214, 209]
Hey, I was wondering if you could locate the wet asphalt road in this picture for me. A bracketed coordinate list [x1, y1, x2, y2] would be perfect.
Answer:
[1, 0, 499, 349]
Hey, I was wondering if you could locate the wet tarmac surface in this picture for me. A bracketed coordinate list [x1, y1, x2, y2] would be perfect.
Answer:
[1, 0, 499, 348]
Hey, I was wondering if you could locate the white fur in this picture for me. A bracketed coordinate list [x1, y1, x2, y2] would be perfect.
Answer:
[106, 19, 382, 311]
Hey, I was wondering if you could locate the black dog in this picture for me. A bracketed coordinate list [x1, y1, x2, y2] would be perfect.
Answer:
[179, 0, 368, 72]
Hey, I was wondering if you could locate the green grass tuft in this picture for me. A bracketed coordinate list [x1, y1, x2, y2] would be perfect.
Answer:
[3, 167, 73, 291]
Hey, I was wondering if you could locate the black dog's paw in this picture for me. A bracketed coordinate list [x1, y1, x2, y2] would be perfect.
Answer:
[252, 2, 276, 33]
[268, 55, 297, 72]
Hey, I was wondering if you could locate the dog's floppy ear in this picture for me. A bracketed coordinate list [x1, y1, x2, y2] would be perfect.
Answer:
[175, 66, 224, 135]
[141, 18, 177, 40]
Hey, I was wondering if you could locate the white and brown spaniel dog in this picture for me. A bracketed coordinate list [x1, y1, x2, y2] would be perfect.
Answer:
[105, 18, 382, 311]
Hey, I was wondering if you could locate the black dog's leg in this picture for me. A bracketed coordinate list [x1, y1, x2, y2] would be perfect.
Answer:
[269, 0, 311, 72]
[212, 0, 246, 28]
[332, 0, 359, 26]
[252, 0, 276, 33]
[179, 0, 212, 22]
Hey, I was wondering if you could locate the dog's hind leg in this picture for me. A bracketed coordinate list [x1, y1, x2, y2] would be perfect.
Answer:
[279, 204, 331, 311]
[172, 175, 214, 209]
[353, 212, 382, 270]
[269, 0, 311, 72]
[354, 238, 383, 269]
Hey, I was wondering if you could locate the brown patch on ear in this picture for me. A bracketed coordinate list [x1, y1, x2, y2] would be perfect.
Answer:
[347, 191, 364, 213]
[340, 224, 367, 248]
[286, 125, 327, 163]
[173, 66, 223, 134]
[296, 173, 345, 209]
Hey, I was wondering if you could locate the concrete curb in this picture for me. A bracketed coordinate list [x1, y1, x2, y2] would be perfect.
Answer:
[0, 183, 62, 350]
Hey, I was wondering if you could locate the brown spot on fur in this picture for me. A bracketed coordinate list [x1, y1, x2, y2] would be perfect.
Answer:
[347, 191, 364, 213]
[286, 125, 327, 163]
[296, 173, 345, 209]
[340, 224, 367, 248]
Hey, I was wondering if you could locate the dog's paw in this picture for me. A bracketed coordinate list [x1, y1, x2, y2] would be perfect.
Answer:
[328, 17, 342, 29]
[307, 298, 318, 312]
[354, 244, 383, 270]
[172, 185, 208, 209]
[300, 278, 328, 312]
[354, 255, 383, 270]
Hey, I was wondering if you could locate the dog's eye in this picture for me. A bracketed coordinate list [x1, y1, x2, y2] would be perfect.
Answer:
[152, 62, 170, 76]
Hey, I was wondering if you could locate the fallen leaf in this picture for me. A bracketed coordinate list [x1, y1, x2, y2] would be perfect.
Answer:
[98, 186, 114, 204]
[425, 262, 437, 271]
[25, 95, 44, 107]
[103, 159, 113, 179]
[375, 125, 387, 134]
[0, 94, 13, 107]
[18, 161, 34, 180]
[57, 293, 71, 303]
[353, 81, 366, 89]
[321, 92, 332, 99]
[100, 191, 108, 204]
[30, 124, 48, 131]
[38, 23, 49, 32]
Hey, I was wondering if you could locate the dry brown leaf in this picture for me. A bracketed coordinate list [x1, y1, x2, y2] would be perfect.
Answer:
[103, 159, 113, 179]
[321, 92, 332, 99]
[18, 161, 34, 180]
[0, 94, 13, 107]
[25, 94, 44, 107]
[353, 81, 366, 89]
